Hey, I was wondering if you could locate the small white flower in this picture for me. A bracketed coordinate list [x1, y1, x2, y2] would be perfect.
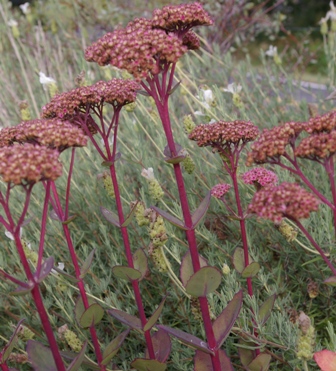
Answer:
[265, 45, 278, 57]
[39, 71, 56, 86]
[223, 83, 242, 94]
[194, 110, 206, 116]
[319, 15, 329, 24]
[5, 228, 22, 240]
[19, 2, 30, 14]
[141, 167, 155, 181]
[327, 1, 336, 20]
[51, 262, 65, 275]
[8, 19, 18, 27]
[201, 89, 213, 105]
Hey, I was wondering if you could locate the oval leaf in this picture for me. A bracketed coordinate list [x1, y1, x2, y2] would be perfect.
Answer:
[145, 329, 171, 363]
[247, 353, 272, 371]
[180, 251, 208, 287]
[62, 215, 77, 225]
[194, 349, 234, 371]
[131, 359, 166, 371]
[133, 249, 148, 280]
[238, 339, 257, 367]
[258, 294, 276, 326]
[100, 207, 121, 227]
[241, 262, 260, 278]
[151, 206, 187, 230]
[164, 155, 186, 164]
[80, 249, 96, 279]
[108, 309, 142, 331]
[144, 297, 166, 332]
[74, 296, 96, 325]
[185, 266, 222, 297]
[157, 325, 213, 355]
[324, 276, 336, 286]
[101, 329, 130, 366]
[233, 247, 252, 274]
[2, 319, 25, 362]
[213, 290, 243, 349]
[192, 192, 211, 228]
[122, 202, 139, 227]
[26, 340, 57, 371]
[66, 342, 87, 371]
[10, 284, 34, 296]
[79, 303, 104, 329]
[314, 350, 336, 371]
[36, 256, 54, 283]
[112, 266, 142, 282]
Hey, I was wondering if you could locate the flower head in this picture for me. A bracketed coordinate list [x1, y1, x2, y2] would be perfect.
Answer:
[39, 72, 56, 86]
[211, 183, 231, 198]
[141, 167, 155, 181]
[265, 45, 277, 57]
[304, 110, 336, 133]
[19, 3, 30, 14]
[0, 143, 62, 185]
[248, 183, 319, 223]
[223, 83, 242, 95]
[189, 120, 259, 148]
[242, 167, 278, 188]
[295, 131, 336, 159]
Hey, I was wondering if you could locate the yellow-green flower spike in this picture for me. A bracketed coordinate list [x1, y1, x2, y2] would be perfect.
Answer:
[183, 154, 196, 174]
[183, 114, 196, 134]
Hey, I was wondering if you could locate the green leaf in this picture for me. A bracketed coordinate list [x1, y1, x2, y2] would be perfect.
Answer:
[51, 267, 79, 283]
[101, 329, 130, 366]
[144, 329, 171, 363]
[108, 309, 142, 331]
[247, 353, 272, 371]
[150, 206, 187, 230]
[180, 251, 208, 287]
[194, 349, 234, 371]
[131, 358, 166, 371]
[258, 294, 276, 326]
[62, 215, 77, 225]
[112, 265, 142, 282]
[2, 319, 25, 362]
[191, 192, 211, 228]
[122, 202, 139, 227]
[233, 247, 252, 274]
[241, 262, 260, 278]
[185, 266, 222, 297]
[80, 249, 96, 279]
[10, 283, 34, 296]
[212, 290, 243, 349]
[238, 339, 257, 367]
[324, 276, 336, 286]
[133, 249, 148, 281]
[66, 342, 87, 371]
[74, 296, 96, 325]
[167, 81, 181, 95]
[26, 340, 57, 371]
[36, 256, 54, 283]
[143, 297, 166, 332]
[100, 207, 121, 227]
[79, 303, 104, 328]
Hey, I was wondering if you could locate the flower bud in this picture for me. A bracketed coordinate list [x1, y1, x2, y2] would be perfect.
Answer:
[182, 154, 195, 174]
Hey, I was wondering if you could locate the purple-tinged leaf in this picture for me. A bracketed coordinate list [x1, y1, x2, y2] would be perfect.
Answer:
[185, 266, 222, 297]
[237, 339, 257, 367]
[74, 296, 96, 326]
[10, 282, 34, 296]
[66, 341, 87, 371]
[101, 153, 121, 167]
[157, 325, 213, 355]
[167, 81, 181, 95]
[258, 294, 276, 326]
[194, 349, 234, 371]
[122, 202, 138, 227]
[1, 319, 25, 362]
[131, 358, 167, 371]
[35, 257, 54, 283]
[79, 249, 96, 279]
[62, 215, 77, 225]
[145, 329, 171, 363]
[241, 262, 260, 279]
[213, 290, 243, 350]
[100, 207, 121, 227]
[49, 209, 61, 221]
[163, 143, 183, 158]
[60, 351, 101, 370]
[51, 267, 79, 283]
[144, 297, 166, 332]
[79, 303, 104, 328]
[164, 155, 186, 164]
[108, 309, 142, 331]
[133, 249, 148, 281]
[112, 266, 142, 282]
[151, 206, 187, 230]
[26, 340, 57, 371]
[192, 192, 211, 228]
[247, 353, 272, 371]
[101, 329, 130, 366]
[233, 247, 252, 274]
[137, 90, 151, 96]
[180, 251, 208, 287]
[324, 276, 336, 286]
[22, 216, 34, 227]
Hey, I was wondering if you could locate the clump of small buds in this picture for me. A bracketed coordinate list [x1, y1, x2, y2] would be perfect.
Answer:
[295, 131, 336, 159]
[149, 212, 168, 248]
[58, 324, 83, 353]
[305, 110, 336, 133]
[19, 101, 31, 121]
[149, 243, 168, 273]
[18, 325, 35, 341]
[183, 114, 196, 134]
[296, 312, 315, 361]
[248, 183, 320, 223]
[211, 183, 231, 199]
[182, 153, 196, 174]
[242, 167, 278, 189]
[141, 168, 164, 202]
[278, 220, 298, 242]
[102, 172, 115, 199]
[307, 280, 319, 299]
[132, 201, 150, 227]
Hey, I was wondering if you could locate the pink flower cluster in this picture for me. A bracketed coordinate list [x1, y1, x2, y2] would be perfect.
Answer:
[248, 182, 319, 223]
[305, 110, 336, 134]
[295, 131, 336, 159]
[189, 120, 259, 148]
[211, 183, 231, 198]
[242, 167, 278, 187]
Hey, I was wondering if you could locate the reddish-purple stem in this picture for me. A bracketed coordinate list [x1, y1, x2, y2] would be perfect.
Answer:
[0, 363, 9, 371]
[324, 156, 336, 236]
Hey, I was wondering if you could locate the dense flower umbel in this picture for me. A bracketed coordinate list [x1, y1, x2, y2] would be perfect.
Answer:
[189, 120, 259, 148]
[242, 167, 278, 187]
[0, 119, 87, 151]
[151, 2, 213, 32]
[246, 121, 305, 166]
[211, 183, 231, 198]
[248, 183, 319, 223]
[0, 143, 62, 185]
[295, 130, 336, 159]
[42, 79, 140, 119]
[305, 110, 336, 133]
